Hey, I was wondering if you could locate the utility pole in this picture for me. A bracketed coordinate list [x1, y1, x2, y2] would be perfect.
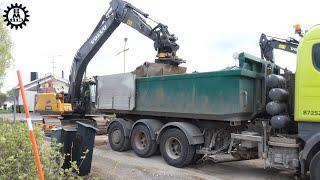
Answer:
[50, 54, 61, 76]
[51, 56, 56, 76]
[116, 38, 129, 73]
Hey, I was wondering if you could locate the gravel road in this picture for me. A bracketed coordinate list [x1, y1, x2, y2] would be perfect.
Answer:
[91, 136, 295, 180]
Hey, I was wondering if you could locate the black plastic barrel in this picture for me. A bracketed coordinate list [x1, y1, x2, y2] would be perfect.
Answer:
[51, 127, 62, 143]
[61, 126, 78, 169]
[53, 121, 98, 176]
[75, 121, 98, 176]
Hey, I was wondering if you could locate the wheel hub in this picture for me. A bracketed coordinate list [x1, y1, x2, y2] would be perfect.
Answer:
[134, 131, 147, 150]
[111, 129, 121, 144]
[165, 137, 182, 159]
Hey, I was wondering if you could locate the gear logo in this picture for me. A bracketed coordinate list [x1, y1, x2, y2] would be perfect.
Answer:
[3, 3, 29, 29]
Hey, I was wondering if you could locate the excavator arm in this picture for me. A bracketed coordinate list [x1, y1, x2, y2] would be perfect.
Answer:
[69, 0, 183, 109]
[259, 33, 299, 62]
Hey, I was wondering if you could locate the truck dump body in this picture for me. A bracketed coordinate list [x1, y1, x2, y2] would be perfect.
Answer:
[96, 53, 278, 122]
[135, 70, 256, 121]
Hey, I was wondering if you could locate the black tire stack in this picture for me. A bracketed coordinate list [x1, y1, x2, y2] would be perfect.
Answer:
[266, 74, 291, 129]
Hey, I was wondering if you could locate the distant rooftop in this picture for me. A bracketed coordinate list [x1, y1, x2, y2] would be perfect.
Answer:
[14, 74, 69, 91]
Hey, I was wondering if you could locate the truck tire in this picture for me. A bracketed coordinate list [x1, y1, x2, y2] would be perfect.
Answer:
[160, 128, 195, 167]
[310, 151, 320, 180]
[108, 121, 130, 152]
[131, 124, 158, 157]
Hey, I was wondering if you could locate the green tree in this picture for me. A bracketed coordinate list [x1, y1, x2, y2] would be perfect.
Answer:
[0, 16, 12, 88]
[6, 87, 16, 96]
[0, 92, 6, 106]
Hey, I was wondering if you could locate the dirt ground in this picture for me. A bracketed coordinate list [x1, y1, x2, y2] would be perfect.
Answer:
[91, 136, 295, 180]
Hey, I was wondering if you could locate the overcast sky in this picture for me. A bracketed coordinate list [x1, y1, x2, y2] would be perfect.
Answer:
[0, 0, 318, 92]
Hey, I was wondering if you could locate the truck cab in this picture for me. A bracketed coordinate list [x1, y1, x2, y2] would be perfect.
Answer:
[294, 25, 320, 179]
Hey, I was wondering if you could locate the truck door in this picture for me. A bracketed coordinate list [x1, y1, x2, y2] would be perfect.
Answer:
[295, 25, 320, 122]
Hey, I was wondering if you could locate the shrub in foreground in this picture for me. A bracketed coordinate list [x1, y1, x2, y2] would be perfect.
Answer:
[0, 120, 84, 179]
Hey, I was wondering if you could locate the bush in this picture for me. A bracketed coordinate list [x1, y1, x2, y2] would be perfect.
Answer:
[0, 120, 85, 179]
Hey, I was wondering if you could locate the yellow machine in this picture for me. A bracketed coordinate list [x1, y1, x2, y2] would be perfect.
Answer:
[35, 93, 72, 114]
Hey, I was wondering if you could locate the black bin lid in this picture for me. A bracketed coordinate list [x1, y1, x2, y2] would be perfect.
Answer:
[76, 121, 99, 131]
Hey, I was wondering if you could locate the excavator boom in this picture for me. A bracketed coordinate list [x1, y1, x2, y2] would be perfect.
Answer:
[259, 33, 299, 62]
[68, 0, 183, 111]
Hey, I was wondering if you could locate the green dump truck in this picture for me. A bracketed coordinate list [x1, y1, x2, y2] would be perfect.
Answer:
[91, 26, 320, 179]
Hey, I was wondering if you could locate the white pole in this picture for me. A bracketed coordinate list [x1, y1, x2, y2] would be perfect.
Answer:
[124, 37, 128, 73]
[13, 95, 16, 123]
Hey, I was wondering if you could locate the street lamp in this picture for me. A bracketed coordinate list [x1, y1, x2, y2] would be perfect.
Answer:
[124, 37, 127, 73]
[115, 38, 129, 73]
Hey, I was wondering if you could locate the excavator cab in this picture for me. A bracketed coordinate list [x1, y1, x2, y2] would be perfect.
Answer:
[79, 78, 96, 114]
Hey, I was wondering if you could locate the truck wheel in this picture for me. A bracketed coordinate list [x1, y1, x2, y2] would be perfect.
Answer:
[310, 151, 320, 180]
[108, 121, 130, 152]
[160, 128, 195, 167]
[131, 124, 158, 157]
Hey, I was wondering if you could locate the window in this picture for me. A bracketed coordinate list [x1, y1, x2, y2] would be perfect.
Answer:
[312, 43, 320, 70]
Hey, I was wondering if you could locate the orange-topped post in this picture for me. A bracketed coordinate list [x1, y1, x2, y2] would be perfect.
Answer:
[17, 70, 45, 180]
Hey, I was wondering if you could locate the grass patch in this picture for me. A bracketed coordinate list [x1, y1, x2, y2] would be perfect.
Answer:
[0, 109, 11, 114]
